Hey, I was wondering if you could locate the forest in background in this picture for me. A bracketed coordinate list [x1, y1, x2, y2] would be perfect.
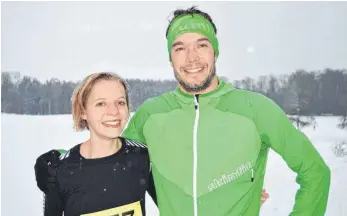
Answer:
[2, 68, 347, 129]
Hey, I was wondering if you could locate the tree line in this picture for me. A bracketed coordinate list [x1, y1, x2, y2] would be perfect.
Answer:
[1, 69, 346, 129]
[232, 68, 347, 129]
[1, 72, 177, 115]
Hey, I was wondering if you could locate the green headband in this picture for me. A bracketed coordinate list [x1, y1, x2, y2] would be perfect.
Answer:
[167, 14, 219, 59]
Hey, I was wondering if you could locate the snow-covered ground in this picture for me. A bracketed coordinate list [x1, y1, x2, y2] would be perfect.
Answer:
[1, 114, 346, 215]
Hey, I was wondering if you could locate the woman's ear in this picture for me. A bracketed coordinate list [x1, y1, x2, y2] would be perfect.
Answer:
[81, 110, 87, 120]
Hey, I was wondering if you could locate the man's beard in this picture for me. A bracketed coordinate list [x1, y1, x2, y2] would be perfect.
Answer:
[174, 64, 216, 93]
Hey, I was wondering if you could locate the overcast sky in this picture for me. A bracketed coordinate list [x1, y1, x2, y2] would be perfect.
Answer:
[2, 1, 347, 82]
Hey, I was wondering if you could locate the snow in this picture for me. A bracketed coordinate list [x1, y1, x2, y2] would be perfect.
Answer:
[1, 114, 346, 215]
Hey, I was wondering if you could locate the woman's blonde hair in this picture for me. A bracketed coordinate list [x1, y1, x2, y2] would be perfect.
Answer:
[71, 72, 130, 131]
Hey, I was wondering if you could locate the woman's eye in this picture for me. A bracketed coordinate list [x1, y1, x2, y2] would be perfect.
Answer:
[96, 102, 106, 107]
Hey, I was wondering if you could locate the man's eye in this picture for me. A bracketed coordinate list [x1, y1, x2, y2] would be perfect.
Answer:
[198, 43, 208, 48]
[175, 47, 185, 52]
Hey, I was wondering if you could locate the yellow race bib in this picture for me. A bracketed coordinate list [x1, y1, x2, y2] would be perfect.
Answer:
[81, 201, 142, 216]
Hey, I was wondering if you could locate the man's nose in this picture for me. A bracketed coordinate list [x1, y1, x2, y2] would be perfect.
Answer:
[186, 47, 199, 63]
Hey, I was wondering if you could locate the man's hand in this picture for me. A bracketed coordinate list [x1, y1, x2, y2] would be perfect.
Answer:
[261, 189, 270, 205]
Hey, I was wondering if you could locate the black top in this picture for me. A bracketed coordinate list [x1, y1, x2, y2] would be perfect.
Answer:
[42, 137, 157, 216]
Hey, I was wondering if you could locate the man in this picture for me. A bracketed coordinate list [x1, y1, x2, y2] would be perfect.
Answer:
[35, 6, 269, 216]
[122, 6, 330, 216]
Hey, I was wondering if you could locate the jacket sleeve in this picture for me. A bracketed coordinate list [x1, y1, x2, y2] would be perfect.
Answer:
[122, 104, 149, 144]
[146, 170, 158, 206]
[35, 150, 64, 216]
[43, 186, 63, 216]
[254, 94, 330, 216]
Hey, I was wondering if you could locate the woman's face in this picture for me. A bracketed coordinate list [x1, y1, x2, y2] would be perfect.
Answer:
[82, 79, 129, 139]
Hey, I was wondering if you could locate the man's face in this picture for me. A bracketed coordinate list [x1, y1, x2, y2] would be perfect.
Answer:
[170, 33, 216, 93]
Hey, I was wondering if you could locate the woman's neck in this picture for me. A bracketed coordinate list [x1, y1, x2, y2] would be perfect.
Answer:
[81, 135, 122, 159]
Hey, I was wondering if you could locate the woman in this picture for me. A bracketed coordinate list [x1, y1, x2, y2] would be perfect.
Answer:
[34, 72, 269, 216]
[34, 72, 156, 216]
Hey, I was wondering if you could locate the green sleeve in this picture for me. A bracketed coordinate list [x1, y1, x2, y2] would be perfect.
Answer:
[254, 94, 331, 216]
[122, 103, 149, 144]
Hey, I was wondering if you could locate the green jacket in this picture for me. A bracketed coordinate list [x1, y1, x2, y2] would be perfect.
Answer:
[122, 78, 330, 216]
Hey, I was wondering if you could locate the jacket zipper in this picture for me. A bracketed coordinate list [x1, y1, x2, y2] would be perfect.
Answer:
[193, 94, 200, 216]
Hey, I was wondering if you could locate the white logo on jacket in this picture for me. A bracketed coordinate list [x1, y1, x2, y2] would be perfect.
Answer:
[208, 162, 252, 192]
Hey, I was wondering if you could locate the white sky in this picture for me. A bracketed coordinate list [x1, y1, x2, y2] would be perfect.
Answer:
[2, 1, 347, 82]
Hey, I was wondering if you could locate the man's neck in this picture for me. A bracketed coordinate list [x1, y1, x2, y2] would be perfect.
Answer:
[180, 76, 219, 95]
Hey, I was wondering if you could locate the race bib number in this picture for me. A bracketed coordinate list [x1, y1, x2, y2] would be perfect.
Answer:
[81, 201, 142, 216]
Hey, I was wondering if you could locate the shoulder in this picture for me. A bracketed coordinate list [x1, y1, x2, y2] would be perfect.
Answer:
[224, 87, 262, 99]
[226, 89, 285, 123]
[135, 91, 178, 115]
[217, 87, 265, 109]
[224, 88, 274, 107]
[121, 137, 149, 155]
[58, 144, 81, 163]
[241, 90, 282, 112]
[120, 137, 151, 170]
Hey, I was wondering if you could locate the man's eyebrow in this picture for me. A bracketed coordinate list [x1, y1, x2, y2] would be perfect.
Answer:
[172, 38, 210, 48]
[172, 41, 184, 48]
[197, 38, 210, 43]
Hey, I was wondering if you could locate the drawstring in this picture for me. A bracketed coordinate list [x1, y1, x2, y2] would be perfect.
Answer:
[251, 168, 254, 182]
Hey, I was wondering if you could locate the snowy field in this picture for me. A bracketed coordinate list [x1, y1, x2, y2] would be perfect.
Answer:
[1, 114, 346, 216]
